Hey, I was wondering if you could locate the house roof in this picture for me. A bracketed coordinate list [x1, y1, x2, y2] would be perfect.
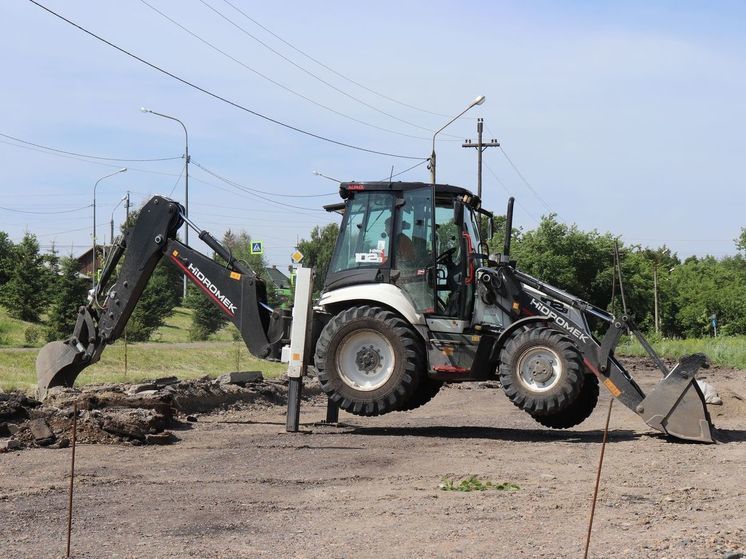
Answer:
[266, 266, 291, 289]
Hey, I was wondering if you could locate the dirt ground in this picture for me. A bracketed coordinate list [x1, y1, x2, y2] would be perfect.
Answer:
[1, 360, 744, 559]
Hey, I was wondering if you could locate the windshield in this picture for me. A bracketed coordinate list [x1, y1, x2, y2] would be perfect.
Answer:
[329, 191, 394, 273]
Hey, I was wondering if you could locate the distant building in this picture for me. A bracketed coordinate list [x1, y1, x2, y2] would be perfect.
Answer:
[266, 265, 291, 290]
[76, 246, 109, 279]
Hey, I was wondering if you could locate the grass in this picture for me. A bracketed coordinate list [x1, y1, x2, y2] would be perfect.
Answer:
[0, 310, 42, 347]
[0, 306, 237, 348]
[150, 308, 236, 343]
[0, 342, 286, 393]
[616, 335, 746, 369]
[0, 306, 285, 392]
[439, 476, 520, 492]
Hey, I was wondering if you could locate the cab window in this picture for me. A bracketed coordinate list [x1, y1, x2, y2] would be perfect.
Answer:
[329, 192, 394, 273]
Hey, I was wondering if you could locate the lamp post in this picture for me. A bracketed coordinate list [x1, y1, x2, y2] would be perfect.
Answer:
[141, 107, 190, 299]
[110, 194, 129, 246]
[430, 95, 485, 184]
[652, 248, 670, 335]
[93, 168, 127, 290]
[312, 170, 341, 183]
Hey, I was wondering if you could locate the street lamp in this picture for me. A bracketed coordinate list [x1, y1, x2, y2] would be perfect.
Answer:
[312, 170, 341, 183]
[653, 248, 670, 335]
[430, 95, 485, 184]
[141, 107, 190, 299]
[110, 193, 129, 246]
[93, 168, 127, 290]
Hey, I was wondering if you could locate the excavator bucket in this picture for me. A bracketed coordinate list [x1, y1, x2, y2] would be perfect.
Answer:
[638, 354, 714, 443]
[36, 340, 88, 391]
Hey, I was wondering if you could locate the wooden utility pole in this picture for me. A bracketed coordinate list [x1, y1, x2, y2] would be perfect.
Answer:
[462, 118, 500, 201]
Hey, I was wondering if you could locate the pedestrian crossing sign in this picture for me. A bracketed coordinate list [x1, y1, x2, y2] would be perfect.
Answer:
[250, 241, 263, 255]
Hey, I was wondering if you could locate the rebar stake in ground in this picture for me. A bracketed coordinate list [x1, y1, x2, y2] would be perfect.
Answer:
[583, 398, 613, 559]
[66, 400, 78, 558]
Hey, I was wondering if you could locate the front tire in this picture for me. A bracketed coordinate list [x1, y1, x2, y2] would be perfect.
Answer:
[314, 306, 423, 416]
[531, 373, 599, 429]
[499, 327, 584, 416]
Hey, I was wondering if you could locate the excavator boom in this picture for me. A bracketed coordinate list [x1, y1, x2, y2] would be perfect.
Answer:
[37, 196, 284, 390]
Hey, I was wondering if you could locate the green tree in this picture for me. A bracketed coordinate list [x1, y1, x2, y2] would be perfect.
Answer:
[0, 233, 53, 322]
[187, 229, 269, 340]
[222, 229, 268, 271]
[0, 232, 14, 287]
[46, 255, 87, 340]
[669, 255, 746, 337]
[126, 260, 181, 341]
[297, 223, 340, 293]
[185, 285, 227, 341]
[499, 214, 617, 310]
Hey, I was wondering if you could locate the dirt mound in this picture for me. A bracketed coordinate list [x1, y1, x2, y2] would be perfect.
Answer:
[1, 375, 321, 453]
[709, 386, 746, 421]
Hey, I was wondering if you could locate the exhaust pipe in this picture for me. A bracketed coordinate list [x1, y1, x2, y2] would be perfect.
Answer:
[501, 197, 514, 263]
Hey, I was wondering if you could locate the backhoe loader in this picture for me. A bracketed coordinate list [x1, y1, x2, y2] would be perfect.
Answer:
[37, 182, 716, 442]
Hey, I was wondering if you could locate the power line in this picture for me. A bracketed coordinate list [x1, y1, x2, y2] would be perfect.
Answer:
[484, 162, 539, 223]
[0, 132, 181, 162]
[196, 0, 451, 137]
[218, 0, 453, 119]
[138, 0, 434, 142]
[28, 0, 425, 161]
[36, 225, 93, 237]
[0, 138, 185, 177]
[483, 123, 553, 213]
[499, 146, 552, 212]
[190, 161, 327, 212]
[0, 203, 91, 215]
[380, 159, 429, 181]
[168, 162, 186, 198]
[190, 160, 335, 198]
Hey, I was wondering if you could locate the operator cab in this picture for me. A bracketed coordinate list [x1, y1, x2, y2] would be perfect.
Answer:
[325, 181, 493, 330]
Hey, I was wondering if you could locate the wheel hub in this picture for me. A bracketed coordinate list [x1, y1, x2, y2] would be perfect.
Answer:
[335, 329, 396, 391]
[355, 345, 382, 373]
[529, 359, 554, 384]
[516, 346, 563, 392]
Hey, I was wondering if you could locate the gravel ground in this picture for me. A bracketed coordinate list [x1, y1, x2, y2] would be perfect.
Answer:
[1, 359, 744, 559]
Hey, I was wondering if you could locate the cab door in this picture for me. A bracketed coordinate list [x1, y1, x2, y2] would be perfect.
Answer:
[392, 187, 435, 313]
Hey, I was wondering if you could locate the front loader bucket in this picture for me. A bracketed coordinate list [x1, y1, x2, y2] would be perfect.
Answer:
[638, 354, 714, 443]
[36, 340, 88, 390]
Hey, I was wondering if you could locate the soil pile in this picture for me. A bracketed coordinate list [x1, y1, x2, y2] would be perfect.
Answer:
[0, 374, 322, 452]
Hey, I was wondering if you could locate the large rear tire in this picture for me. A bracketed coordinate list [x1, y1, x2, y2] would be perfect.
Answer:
[398, 377, 443, 412]
[314, 306, 423, 416]
[531, 374, 599, 429]
[499, 327, 584, 416]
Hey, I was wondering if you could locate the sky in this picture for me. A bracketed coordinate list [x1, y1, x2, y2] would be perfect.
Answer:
[1, 0, 744, 268]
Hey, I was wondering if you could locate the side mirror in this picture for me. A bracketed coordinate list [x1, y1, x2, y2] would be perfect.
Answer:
[453, 199, 464, 227]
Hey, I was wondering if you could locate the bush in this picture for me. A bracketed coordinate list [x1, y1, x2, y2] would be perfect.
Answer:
[24, 325, 42, 346]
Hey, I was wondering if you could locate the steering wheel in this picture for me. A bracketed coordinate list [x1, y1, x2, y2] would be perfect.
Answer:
[436, 246, 458, 264]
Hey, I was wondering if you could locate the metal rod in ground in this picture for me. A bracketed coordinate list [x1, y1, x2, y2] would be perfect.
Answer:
[583, 398, 614, 559]
[325, 398, 339, 424]
[66, 401, 78, 558]
[286, 377, 302, 432]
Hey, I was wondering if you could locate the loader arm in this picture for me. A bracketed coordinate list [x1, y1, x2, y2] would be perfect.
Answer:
[482, 264, 714, 443]
[37, 195, 281, 390]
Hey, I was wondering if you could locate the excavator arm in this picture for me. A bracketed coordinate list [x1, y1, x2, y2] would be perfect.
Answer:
[37, 195, 286, 390]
